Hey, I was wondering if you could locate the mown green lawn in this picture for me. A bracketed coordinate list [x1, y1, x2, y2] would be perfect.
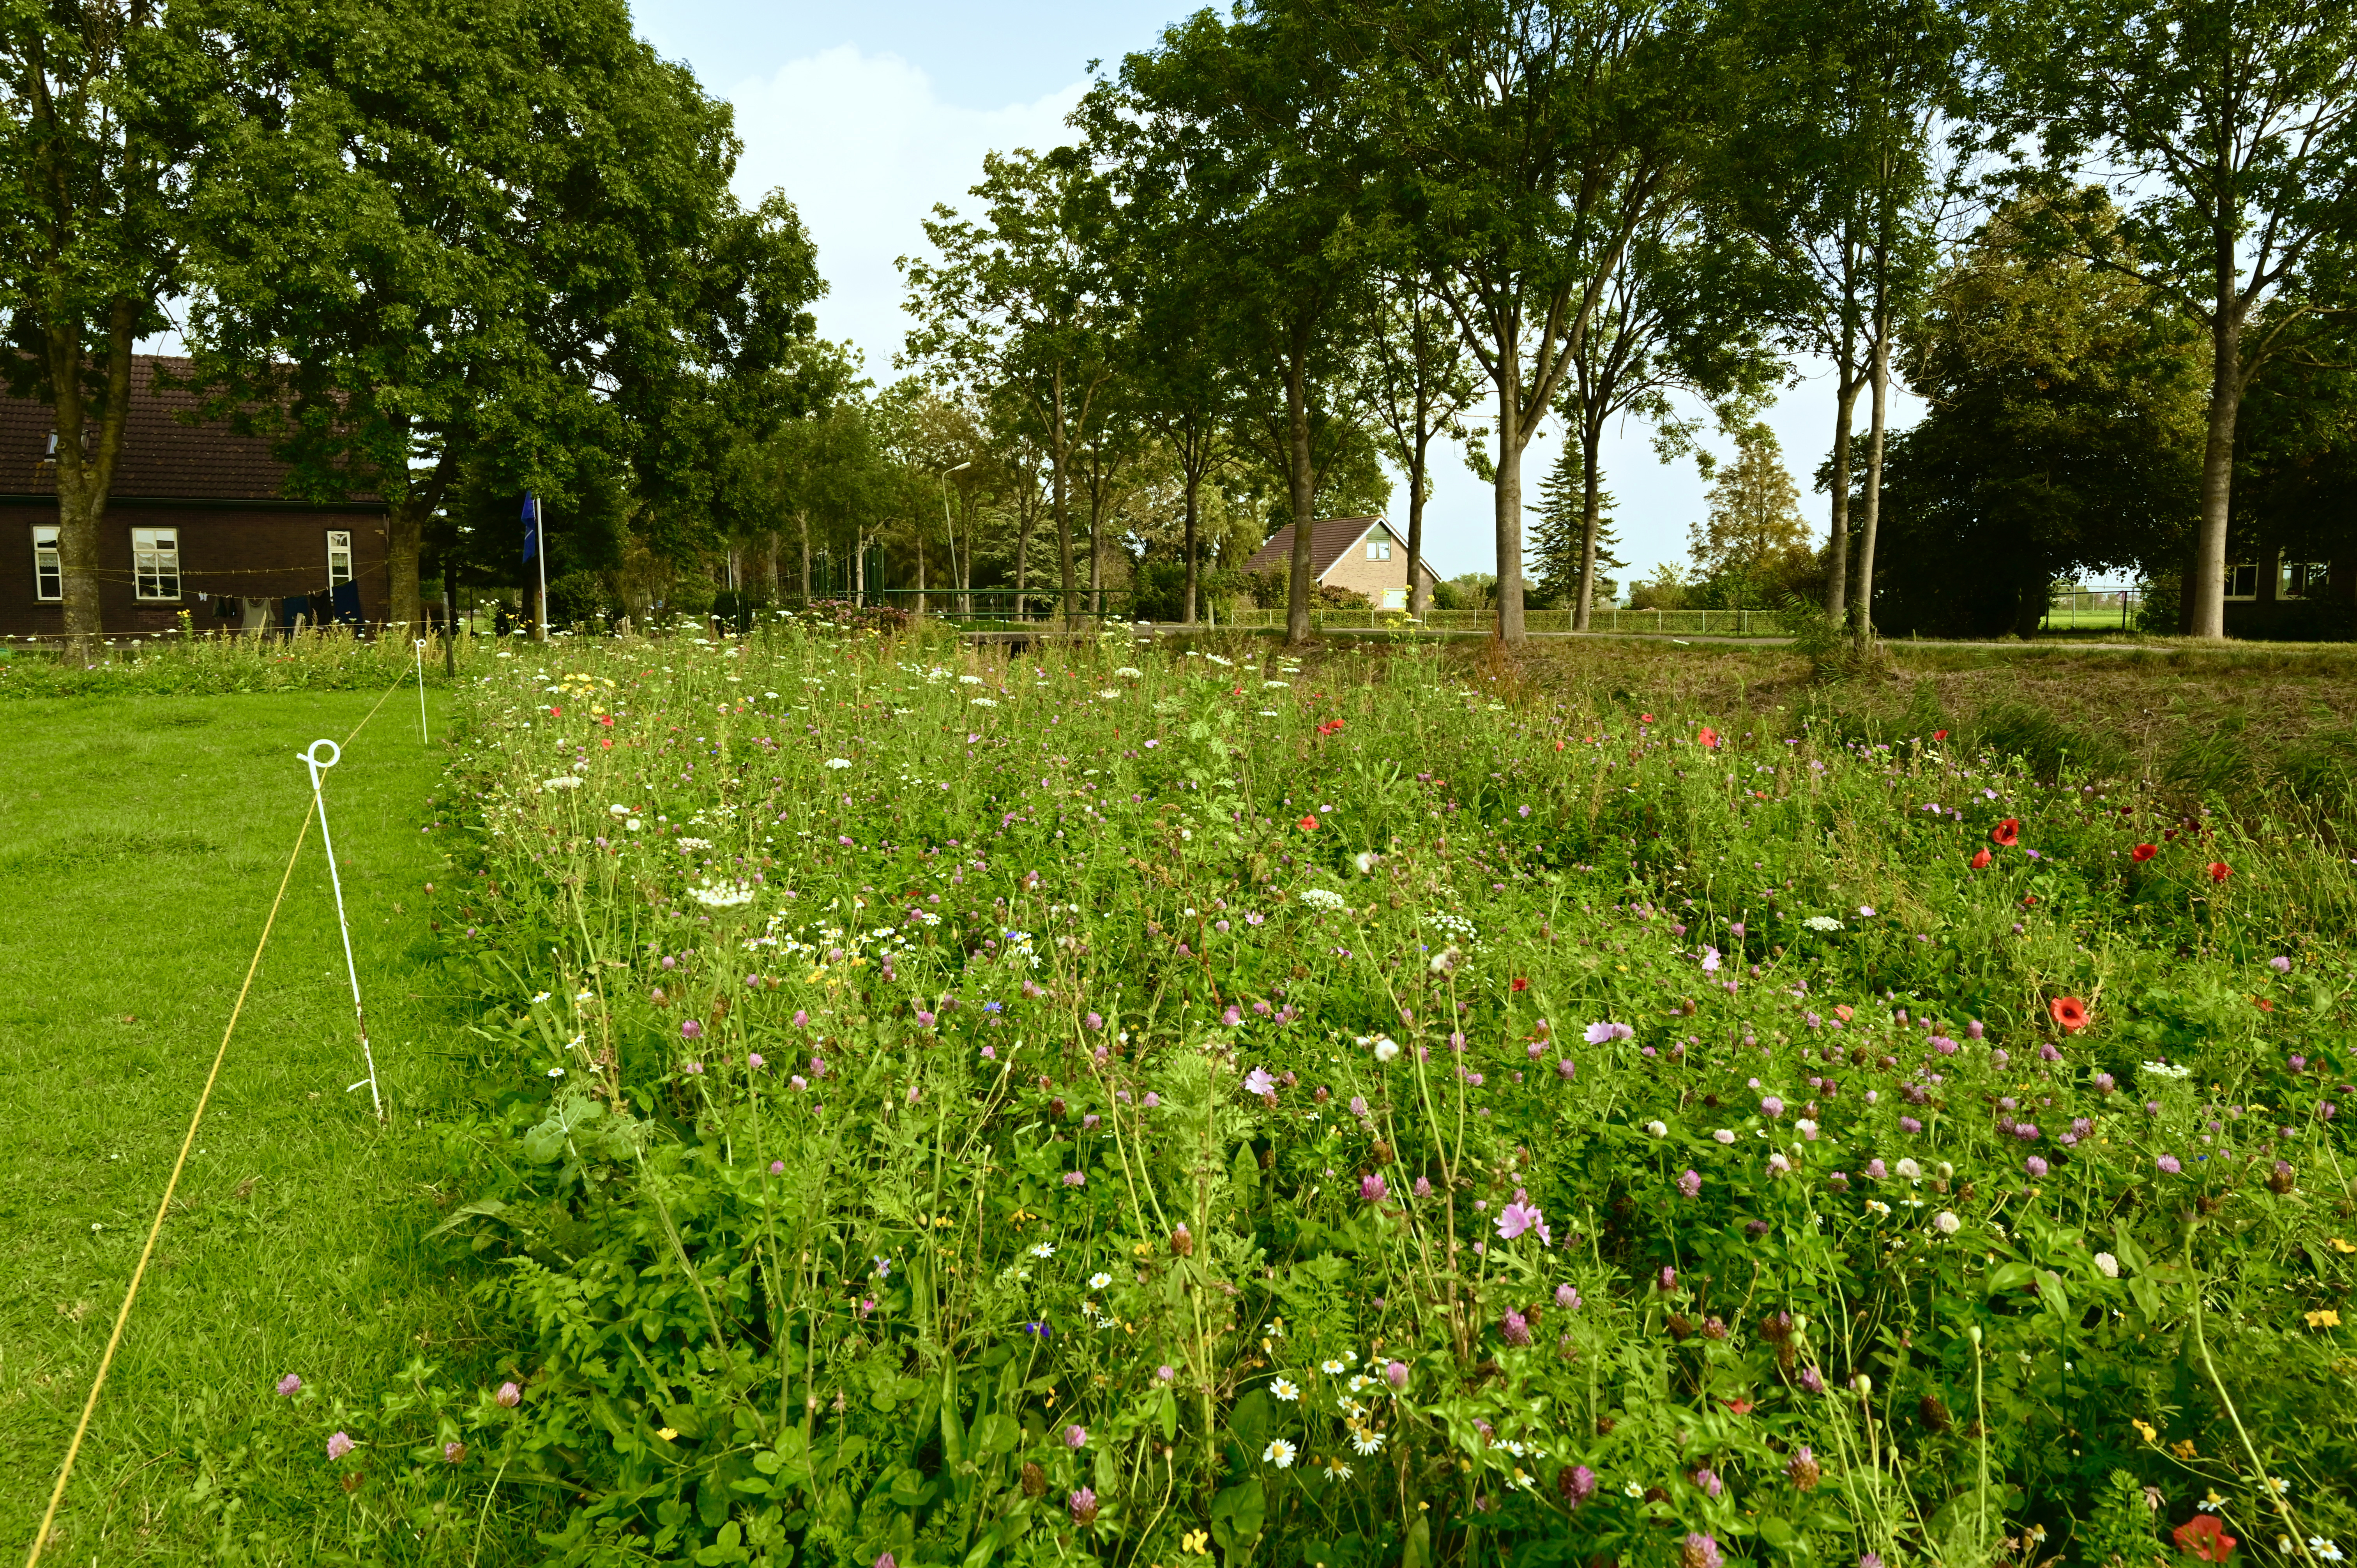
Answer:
[0, 688, 518, 1563]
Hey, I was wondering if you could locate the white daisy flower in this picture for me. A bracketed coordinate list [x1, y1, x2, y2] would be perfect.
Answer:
[1271, 1378, 1300, 1402]
[1263, 1439, 1296, 1468]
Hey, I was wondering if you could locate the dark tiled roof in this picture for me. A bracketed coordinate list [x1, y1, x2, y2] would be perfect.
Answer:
[1239, 516, 1387, 580]
[0, 356, 367, 503]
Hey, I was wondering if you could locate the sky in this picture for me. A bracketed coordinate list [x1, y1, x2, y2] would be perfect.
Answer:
[634, 0, 1927, 590]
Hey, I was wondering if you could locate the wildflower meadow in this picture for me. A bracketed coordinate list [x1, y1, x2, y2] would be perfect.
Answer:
[305, 621, 2353, 1568]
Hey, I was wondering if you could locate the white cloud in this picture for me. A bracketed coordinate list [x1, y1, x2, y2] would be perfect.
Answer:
[723, 47, 1085, 375]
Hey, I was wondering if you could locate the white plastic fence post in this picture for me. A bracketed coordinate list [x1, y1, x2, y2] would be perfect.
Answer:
[415, 639, 429, 743]
[298, 739, 384, 1120]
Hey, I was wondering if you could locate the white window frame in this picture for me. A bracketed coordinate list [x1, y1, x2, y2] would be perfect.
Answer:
[2278, 557, 2329, 600]
[327, 529, 354, 587]
[131, 526, 181, 600]
[1382, 586, 1408, 609]
[32, 525, 61, 601]
[2223, 562, 2258, 601]
[1366, 533, 1393, 562]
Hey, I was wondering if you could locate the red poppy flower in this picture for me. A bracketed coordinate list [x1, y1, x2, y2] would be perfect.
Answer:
[2255, 997, 2274, 1012]
[1697, 727, 1720, 749]
[2207, 861, 2231, 883]
[1723, 1396, 1754, 1415]
[1933, 729, 1948, 741]
[1638, 713, 1654, 724]
[1511, 977, 1530, 993]
[2175, 1515, 2236, 1563]
[549, 705, 563, 718]
[1298, 814, 1319, 832]
[1970, 848, 1992, 869]
[2049, 996, 2088, 1032]
[1990, 818, 2020, 847]
[2131, 843, 2157, 862]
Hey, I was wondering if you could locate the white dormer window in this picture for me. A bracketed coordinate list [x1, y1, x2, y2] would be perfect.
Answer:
[327, 529, 354, 586]
[1367, 532, 1393, 561]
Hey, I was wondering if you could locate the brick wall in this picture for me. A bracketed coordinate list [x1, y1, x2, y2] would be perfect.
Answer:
[1316, 523, 1437, 608]
[2, 503, 390, 638]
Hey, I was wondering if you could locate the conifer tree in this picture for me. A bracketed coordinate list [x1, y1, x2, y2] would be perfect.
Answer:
[1530, 438, 1622, 607]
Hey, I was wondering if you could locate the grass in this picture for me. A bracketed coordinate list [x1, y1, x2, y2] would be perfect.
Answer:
[0, 684, 524, 1564]
[7, 629, 2355, 1566]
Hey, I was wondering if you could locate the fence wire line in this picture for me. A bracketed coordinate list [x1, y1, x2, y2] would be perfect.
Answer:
[23, 669, 419, 1567]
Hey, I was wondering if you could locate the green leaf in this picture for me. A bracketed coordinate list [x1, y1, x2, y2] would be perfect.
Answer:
[1229, 1387, 1272, 1455]
[1210, 1476, 1265, 1553]
[975, 1413, 1021, 1456]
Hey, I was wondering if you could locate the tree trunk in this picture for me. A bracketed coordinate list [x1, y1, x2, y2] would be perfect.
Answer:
[1493, 373, 1527, 645]
[1088, 485, 1104, 619]
[798, 510, 811, 601]
[1015, 504, 1035, 620]
[386, 497, 426, 632]
[1182, 464, 1201, 625]
[47, 304, 139, 644]
[1574, 420, 1604, 631]
[763, 532, 781, 600]
[1825, 313, 1860, 624]
[1053, 369, 1077, 630]
[916, 530, 928, 617]
[1283, 347, 1317, 647]
[1852, 311, 1891, 650]
[854, 531, 865, 606]
[1405, 431, 1429, 618]
[2189, 308, 2240, 639]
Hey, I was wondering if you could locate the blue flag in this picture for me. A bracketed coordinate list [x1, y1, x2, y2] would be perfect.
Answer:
[522, 494, 540, 563]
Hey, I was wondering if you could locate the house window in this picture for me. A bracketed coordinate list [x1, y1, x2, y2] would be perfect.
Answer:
[2224, 562, 2258, 600]
[1366, 533, 1393, 561]
[1382, 587, 1408, 609]
[2279, 558, 2329, 599]
[327, 529, 354, 586]
[131, 526, 180, 600]
[33, 526, 61, 600]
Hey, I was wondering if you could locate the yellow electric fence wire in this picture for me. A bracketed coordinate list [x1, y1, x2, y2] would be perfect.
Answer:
[24, 670, 421, 1566]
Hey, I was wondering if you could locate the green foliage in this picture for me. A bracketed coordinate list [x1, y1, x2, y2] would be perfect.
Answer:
[1873, 201, 2205, 639]
[363, 627, 2357, 1567]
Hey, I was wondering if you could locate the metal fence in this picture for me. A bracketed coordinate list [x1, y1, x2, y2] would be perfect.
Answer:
[2039, 588, 2143, 633]
[1214, 606, 1788, 636]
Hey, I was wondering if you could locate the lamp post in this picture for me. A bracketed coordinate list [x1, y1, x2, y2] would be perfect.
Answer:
[942, 460, 972, 619]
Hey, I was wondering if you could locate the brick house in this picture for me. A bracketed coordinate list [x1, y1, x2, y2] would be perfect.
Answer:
[1, 357, 389, 640]
[2217, 547, 2354, 640]
[1240, 516, 1440, 609]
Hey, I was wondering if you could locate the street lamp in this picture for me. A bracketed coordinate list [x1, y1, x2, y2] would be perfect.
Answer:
[942, 460, 972, 618]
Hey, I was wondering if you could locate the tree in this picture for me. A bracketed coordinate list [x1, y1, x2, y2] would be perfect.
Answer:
[1687, 434, 1814, 603]
[1730, 0, 1959, 638]
[184, 0, 808, 630]
[1554, 200, 1787, 626]
[1113, 4, 1376, 646]
[1530, 437, 1624, 607]
[904, 147, 1120, 630]
[1364, 268, 1477, 615]
[1872, 202, 2205, 637]
[0, 0, 207, 639]
[1086, 88, 1247, 626]
[1978, 0, 2357, 637]
[1344, 0, 1722, 642]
